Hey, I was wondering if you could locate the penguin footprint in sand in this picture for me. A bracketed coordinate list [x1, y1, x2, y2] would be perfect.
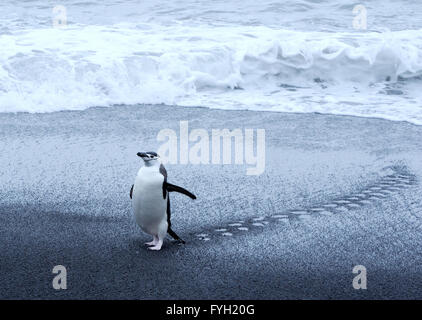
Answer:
[130, 151, 196, 251]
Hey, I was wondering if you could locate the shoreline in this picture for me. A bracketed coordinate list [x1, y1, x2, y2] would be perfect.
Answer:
[1, 102, 421, 127]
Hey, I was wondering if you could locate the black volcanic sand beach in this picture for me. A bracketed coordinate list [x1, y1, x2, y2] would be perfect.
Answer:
[0, 105, 421, 299]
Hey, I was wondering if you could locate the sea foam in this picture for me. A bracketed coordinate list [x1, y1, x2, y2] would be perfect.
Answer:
[1, 23, 422, 124]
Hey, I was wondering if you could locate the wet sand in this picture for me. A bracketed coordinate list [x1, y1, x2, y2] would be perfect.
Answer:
[0, 105, 421, 299]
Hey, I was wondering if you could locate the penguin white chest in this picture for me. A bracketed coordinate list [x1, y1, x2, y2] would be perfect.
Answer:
[132, 167, 167, 234]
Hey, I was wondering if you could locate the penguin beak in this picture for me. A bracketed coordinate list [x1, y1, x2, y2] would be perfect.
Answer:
[137, 152, 147, 158]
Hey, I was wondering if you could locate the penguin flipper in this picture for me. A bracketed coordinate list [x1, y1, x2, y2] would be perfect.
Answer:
[165, 182, 196, 200]
[130, 184, 134, 199]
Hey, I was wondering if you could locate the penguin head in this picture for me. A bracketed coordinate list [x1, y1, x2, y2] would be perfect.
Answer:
[137, 151, 160, 165]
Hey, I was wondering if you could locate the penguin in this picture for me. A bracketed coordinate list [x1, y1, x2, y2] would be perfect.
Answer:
[130, 151, 196, 250]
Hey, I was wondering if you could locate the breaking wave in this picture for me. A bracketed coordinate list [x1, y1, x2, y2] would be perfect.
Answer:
[1, 23, 422, 123]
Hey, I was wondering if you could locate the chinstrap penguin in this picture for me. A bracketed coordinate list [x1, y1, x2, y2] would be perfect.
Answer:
[130, 151, 196, 250]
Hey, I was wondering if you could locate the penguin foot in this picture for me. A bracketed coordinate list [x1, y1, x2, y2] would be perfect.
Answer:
[145, 236, 159, 246]
[147, 244, 163, 251]
[147, 238, 163, 251]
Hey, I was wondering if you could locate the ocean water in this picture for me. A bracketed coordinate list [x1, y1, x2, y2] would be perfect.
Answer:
[1, 0, 422, 124]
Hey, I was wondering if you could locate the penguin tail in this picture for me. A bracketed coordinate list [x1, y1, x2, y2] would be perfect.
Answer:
[168, 227, 186, 244]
